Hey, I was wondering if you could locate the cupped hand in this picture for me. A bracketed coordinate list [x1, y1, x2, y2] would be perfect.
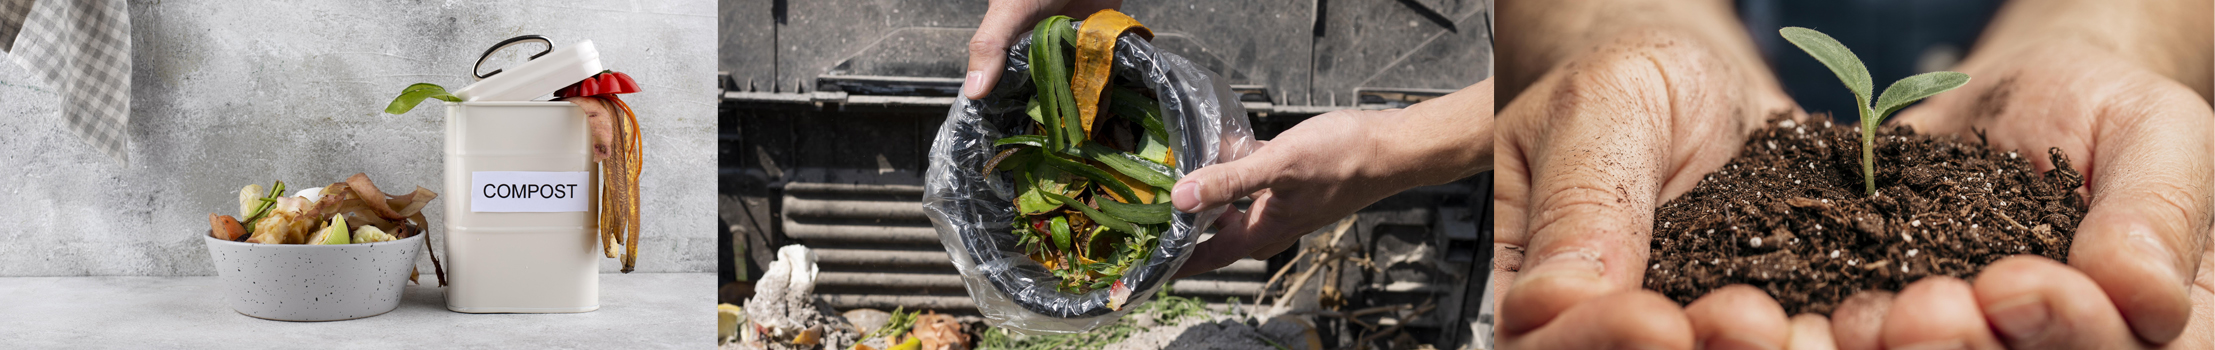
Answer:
[1835, 32, 2215, 350]
[1171, 81, 1490, 278]
[961, 0, 1124, 99]
[1492, 26, 1827, 349]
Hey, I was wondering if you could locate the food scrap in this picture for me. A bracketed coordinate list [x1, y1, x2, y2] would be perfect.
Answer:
[555, 71, 647, 273]
[206, 173, 446, 285]
[988, 10, 1172, 295]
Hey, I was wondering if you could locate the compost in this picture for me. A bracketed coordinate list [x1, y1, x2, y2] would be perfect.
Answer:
[1644, 116, 2085, 315]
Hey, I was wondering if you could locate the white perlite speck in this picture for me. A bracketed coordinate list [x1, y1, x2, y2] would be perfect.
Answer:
[1908, 249, 1918, 257]
[1751, 237, 1763, 248]
[1831, 250, 1840, 258]
[1912, 220, 1920, 227]
[1904, 233, 1914, 243]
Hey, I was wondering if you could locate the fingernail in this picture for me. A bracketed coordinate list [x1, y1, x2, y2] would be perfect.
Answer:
[1173, 180, 1203, 212]
[1892, 340, 1967, 350]
[1985, 296, 2051, 342]
[961, 71, 986, 98]
[1707, 334, 1779, 350]
[1522, 250, 1604, 281]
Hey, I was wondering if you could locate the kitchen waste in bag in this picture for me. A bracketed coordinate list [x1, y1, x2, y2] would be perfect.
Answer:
[923, 10, 1258, 333]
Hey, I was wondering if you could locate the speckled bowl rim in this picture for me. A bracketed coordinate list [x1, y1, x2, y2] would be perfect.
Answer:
[203, 231, 426, 322]
[203, 228, 425, 249]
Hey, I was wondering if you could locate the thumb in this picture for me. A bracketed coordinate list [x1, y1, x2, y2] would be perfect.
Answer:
[1171, 147, 1285, 213]
[2068, 84, 2215, 344]
[964, 1, 1051, 99]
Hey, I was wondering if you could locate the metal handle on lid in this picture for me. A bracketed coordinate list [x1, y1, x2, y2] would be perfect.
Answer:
[473, 35, 553, 80]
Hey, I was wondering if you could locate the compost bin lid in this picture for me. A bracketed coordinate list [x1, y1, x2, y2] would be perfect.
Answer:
[454, 35, 603, 102]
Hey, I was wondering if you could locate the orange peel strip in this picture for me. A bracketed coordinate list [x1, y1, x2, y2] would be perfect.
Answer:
[1071, 10, 1152, 138]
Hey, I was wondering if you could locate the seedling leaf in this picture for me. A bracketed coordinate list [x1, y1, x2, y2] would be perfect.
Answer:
[1873, 71, 1970, 120]
[1780, 27, 1873, 106]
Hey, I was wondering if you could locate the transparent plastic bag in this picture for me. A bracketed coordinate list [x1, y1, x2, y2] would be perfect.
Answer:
[922, 24, 1257, 333]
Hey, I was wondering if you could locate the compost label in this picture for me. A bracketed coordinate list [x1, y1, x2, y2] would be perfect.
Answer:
[471, 171, 591, 212]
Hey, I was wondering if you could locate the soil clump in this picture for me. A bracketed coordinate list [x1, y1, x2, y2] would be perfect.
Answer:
[1645, 116, 2085, 315]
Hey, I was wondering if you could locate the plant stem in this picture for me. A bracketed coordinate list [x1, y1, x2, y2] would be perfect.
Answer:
[1861, 105, 1877, 196]
[1862, 124, 1876, 196]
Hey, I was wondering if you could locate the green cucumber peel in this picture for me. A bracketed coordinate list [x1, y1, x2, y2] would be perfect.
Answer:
[1095, 198, 1172, 224]
[1039, 190, 1138, 234]
[1075, 142, 1179, 189]
[1028, 15, 1082, 151]
[994, 135, 1048, 148]
[1038, 155, 1140, 202]
[1109, 88, 1171, 142]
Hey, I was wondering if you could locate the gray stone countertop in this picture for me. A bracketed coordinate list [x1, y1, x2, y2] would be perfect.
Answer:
[0, 273, 713, 349]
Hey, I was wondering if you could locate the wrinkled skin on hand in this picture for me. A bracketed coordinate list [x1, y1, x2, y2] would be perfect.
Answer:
[1827, 35, 2215, 350]
[1492, 27, 1815, 350]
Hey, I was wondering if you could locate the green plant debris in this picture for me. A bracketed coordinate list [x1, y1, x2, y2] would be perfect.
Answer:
[855, 307, 922, 347]
[383, 83, 463, 115]
[992, 15, 1179, 294]
[1781, 27, 1970, 196]
[975, 289, 1216, 350]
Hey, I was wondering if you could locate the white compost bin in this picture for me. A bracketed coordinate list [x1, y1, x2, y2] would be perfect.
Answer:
[442, 101, 599, 313]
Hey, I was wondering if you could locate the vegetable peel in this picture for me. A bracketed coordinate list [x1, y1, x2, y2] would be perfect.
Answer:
[1072, 10, 1153, 138]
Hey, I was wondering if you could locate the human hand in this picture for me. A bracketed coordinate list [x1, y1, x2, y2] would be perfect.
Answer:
[961, 0, 1123, 99]
[1170, 80, 1491, 279]
[1490, 0, 1826, 345]
[1834, 13, 2215, 349]
[1492, 25, 1826, 348]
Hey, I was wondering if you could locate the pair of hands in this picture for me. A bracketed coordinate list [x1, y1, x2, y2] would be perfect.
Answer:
[960, 0, 1492, 278]
[1492, 2, 2215, 349]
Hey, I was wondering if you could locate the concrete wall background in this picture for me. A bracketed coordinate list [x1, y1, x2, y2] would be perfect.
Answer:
[0, 0, 718, 276]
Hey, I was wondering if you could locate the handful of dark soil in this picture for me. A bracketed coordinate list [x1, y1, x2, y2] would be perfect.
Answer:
[1644, 116, 2086, 315]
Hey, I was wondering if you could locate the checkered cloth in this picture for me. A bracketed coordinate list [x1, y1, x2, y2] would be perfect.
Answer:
[1, 0, 131, 164]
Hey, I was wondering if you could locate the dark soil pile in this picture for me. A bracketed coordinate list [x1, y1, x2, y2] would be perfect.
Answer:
[1644, 116, 2086, 315]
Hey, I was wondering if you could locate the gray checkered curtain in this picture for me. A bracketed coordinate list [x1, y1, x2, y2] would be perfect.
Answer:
[0, 0, 131, 164]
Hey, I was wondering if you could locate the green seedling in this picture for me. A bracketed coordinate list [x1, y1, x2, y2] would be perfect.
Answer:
[1780, 27, 1971, 196]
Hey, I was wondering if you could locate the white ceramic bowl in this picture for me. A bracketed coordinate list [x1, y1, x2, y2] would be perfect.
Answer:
[204, 232, 423, 321]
